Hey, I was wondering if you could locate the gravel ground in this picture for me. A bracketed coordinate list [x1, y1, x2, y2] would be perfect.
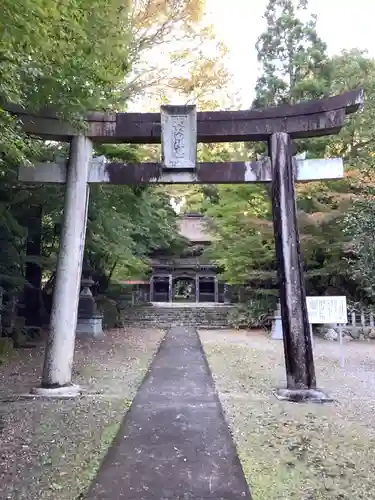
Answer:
[0, 327, 165, 500]
[199, 329, 375, 500]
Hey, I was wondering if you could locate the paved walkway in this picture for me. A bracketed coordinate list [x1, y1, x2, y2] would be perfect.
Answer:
[87, 326, 252, 499]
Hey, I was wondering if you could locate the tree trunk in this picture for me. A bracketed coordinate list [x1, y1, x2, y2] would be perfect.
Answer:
[24, 206, 43, 326]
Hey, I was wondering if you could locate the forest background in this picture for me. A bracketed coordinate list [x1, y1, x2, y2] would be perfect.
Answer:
[0, 0, 374, 335]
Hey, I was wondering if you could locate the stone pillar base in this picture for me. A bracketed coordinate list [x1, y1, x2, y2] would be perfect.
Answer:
[76, 316, 103, 338]
[273, 388, 333, 403]
[30, 384, 81, 398]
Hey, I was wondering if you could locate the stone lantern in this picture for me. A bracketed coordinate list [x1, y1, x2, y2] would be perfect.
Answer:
[76, 263, 103, 338]
[271, 300, 283, 340]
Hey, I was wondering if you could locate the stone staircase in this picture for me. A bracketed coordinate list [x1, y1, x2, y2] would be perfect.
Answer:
[120, 303, 233, 329]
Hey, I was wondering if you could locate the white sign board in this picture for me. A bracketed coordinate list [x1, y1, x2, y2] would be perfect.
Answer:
[161, 105, 197, 169]
[306, 296, 347, 325]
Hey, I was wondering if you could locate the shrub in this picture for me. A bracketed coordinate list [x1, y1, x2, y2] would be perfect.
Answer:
[0, 337, 13, 364]
[95, 295, 123, 329]
[228, 297, 275, 330]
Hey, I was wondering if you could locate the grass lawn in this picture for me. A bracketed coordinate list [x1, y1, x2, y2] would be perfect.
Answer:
[200, 329, 375, 500]
[0, 327, 165, 499]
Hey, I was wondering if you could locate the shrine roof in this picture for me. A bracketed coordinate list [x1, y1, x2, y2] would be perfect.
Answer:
[178, 214, 214, 243]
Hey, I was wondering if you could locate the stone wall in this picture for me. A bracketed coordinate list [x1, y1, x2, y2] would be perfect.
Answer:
[120, 305, 233, 329]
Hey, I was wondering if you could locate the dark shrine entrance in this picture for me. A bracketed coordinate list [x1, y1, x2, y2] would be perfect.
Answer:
[152, 275, 169, 302]
[150, 271, 220, 303]
[198, 276, 216, 302]
[173, 276, 196, 302]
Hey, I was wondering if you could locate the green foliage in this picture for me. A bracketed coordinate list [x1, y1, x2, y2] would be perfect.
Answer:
[127, 0, 231, 105]
[327, 50, 375, 162]
[344, 197, 375, 300]
[0, 0, 197, 323]
[201, 0, 334, 289]
[86, 184, 183, 285]
[204, 184, 274, 284]
[0, 0, 134, 314]
[0, 168, 35, 290]
[2, 0, 375, 333]
[197, 1, 375, 305]
[0, 0, 131, 165]
[254, 0, 329, 107]
[228, 298, 274, 330]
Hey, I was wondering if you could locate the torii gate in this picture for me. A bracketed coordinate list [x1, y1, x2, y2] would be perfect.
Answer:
[11, 89, 363, 401]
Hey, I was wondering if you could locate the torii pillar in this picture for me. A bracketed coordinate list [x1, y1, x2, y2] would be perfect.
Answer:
[269, 133, 318, 401]
[32, 136, 92, 396]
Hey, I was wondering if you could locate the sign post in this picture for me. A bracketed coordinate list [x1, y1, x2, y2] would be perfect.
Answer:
[338, 325, 345, 368]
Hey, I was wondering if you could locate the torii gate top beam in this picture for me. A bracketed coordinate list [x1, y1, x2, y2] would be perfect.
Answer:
[6, 89, 363, 144]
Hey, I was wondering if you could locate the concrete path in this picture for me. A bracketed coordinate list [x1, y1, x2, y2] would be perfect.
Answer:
[86, 326, 252, 499]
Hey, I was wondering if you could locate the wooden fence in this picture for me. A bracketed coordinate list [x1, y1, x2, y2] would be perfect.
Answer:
[346, 307, 375, 329]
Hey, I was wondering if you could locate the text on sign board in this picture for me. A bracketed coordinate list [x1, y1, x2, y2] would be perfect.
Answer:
[306, 296, 347, 324]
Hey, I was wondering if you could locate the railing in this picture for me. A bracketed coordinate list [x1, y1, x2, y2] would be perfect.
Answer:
[118, 290, 150, 307]
[346, 307, 375, 329]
